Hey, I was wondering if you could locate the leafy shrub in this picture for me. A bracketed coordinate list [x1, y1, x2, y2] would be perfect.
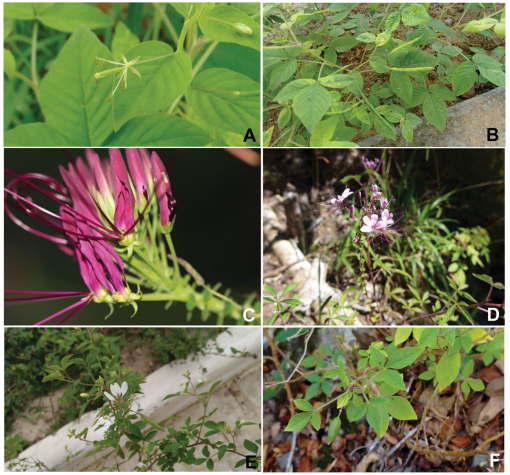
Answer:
[263, 3, 505, 146]
[4, 3, 261, 146]
[266, 328, 503, 448]
[5, 328, 221, 436]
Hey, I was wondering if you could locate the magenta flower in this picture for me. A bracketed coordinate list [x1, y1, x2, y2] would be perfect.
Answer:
[151, 151, 178, 233]
[5, 148, 178, 325]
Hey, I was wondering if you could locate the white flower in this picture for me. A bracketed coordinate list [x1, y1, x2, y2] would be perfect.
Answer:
[360, 214, 384, 234]
[378, 209, 394, 229]
[330, 187, 353, 205]
[104, 381, 128, 401]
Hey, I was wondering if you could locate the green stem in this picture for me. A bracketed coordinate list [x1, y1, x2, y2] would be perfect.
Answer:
[133, 247, 175, 290]
[153, 3, 179, 44]
[31, 21, 39, 95]
[165, 233, 181, 281]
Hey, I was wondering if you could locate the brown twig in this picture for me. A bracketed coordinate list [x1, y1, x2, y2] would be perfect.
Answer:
[264, 328, 295, 416]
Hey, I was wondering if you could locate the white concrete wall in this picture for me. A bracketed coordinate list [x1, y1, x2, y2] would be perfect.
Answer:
[6, 328, 261, 472]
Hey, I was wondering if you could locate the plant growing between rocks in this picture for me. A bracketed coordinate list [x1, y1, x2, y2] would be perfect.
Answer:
[263, 151, 504, 326]
[4, 3, 261, 146]
[263, 3, 505, 147]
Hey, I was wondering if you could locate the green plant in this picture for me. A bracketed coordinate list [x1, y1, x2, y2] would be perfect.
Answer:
[263, 3, 505, 146]
[270, 328, 503, 443]
[263, 282, 303, 325]
[5, 3, 260, 146]
[7, 330, 261, 472]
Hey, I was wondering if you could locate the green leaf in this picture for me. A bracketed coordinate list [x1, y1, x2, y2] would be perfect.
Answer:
[386, 347, 423, 369]
[462, 359, 474, 379]
[437, 351, 461, 391]
[198, 5, 260, 51]
[422, 93, 447, 133]
[374, 115, 396, 140]
[427, 84, 454, 102]
[401, 4, 431, 26]
[494, 22, 505, 36]
[305, 382, 321, 400]
[281, 282, 301, 298]
[356, 32, 376, 43]
[4, 3, 36, 19]
[477, 64, 505, 88]
[39, 4, 113, 32]
[207, 458, 214, 470]
[461, 380, 471, 397]
[472, 274, 505, 290]
[263, 126, 273, 147]
[187, 68, 259, 137]
[366, 405, 389, 437]
[385, 11, 401, 31]
[293, 83, 331, 133]
[419, 371, 435, 381]
[311, 411, 321, 431]
[463, 18, 498, 33]
[294, 399, 314, 412]
[394, 328, 413, 346]
[336, 392, 351, 408]
[402, 119, 413, 143]
[112, 43, 191, 131]
[310, 116, 338, 146]
[346, 402, 367, 422]
[38, 25, 114, 145]
[452, 61, 478, 96]
[270, 59, 298, 90]
[467, 379, 485, 391]
[285, 412, 313, 431]
[385, 396, 417, 420]
[319, 73, 355, 89]
[128, 422, 143, 439]
[140, 414, 163, 431]
[327, 417, 341, 443]
[4, 48, 15, 79]
[244, 439, 259, 453]
[273, 79, 315, 101]
[111, 22, 140, 60]
[381, 369, 406, 391]
[277, 107, 292, 130]
[372, 32, 389, 47]
[331, 36, 360, 52]
[106, 114, 211, 146]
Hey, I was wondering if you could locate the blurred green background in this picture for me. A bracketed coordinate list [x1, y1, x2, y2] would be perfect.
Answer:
[5, 148, 261, 325]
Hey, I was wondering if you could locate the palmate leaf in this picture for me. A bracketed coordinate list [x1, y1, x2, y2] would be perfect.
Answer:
[186, 68, 260, 137]
[38, 25, 114, 146]
[112, 42, 192, 131]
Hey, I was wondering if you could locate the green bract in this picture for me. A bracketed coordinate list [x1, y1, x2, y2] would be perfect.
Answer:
[4, 2, 261, 146]
[263, 3, 505, 146]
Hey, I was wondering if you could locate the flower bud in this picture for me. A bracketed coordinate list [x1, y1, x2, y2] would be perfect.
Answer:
[350, 205, 355, 219]
[233, 23, 252, 35]
[80, 393, 90, 398]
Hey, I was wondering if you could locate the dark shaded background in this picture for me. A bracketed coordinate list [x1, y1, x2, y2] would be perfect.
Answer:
[5, 148, 261, 325]
[264, 148, 504, 326]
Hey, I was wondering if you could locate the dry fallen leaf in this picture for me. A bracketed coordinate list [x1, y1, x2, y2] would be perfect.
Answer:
[485, 377, 504, 398]
[478, 397, 504, 425]
[450, 435, 471, 448]
[478, 363, 503, 382]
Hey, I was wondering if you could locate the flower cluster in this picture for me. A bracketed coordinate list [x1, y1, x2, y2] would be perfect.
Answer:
[319, 156, 403, 246]
[5, 149, 178, 324]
